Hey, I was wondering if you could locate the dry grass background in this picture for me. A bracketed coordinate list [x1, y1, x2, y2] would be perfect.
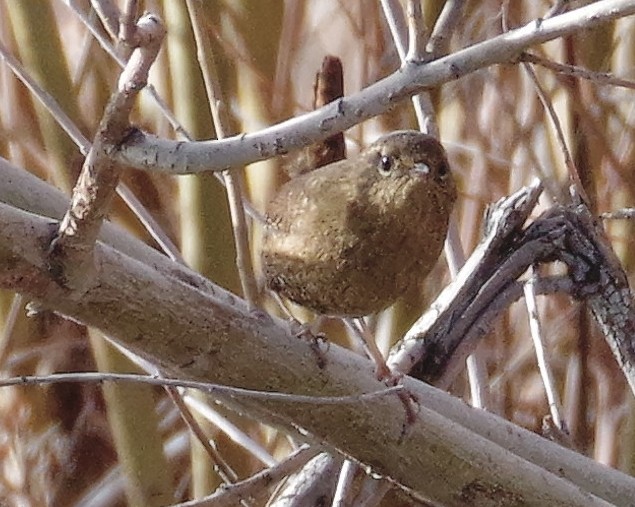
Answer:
[0, 0, 635, 505]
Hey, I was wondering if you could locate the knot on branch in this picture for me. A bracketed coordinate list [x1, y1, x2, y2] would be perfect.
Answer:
[524, 204, 629, 299]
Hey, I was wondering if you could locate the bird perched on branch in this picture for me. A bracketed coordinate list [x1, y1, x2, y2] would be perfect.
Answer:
[262, 130, 457, 317]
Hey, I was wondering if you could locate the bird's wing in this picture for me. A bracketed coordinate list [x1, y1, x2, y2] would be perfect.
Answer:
[266, 166, 362, 235]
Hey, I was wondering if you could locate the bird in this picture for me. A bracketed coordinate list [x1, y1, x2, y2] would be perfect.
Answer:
[261, 130, 457, 317]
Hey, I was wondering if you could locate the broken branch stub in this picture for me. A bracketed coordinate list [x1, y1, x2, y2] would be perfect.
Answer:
[389, 181, 635, 396]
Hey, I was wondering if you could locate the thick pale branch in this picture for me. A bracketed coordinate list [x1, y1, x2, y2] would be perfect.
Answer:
[1, 176, 634, 505]
[111, 0, 635, 174]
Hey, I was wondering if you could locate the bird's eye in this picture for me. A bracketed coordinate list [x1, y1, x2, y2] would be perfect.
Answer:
[378, 155, 393, 176]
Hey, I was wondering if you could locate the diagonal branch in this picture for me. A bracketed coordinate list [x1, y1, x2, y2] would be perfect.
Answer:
[389, 180, 545, 385]
[111, 0, 635, 174]
[389, 182, 635, 400]
[1, 173, 635, 505]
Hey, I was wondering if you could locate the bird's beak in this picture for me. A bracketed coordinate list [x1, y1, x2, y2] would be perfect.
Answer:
[413, 162, 431, 175]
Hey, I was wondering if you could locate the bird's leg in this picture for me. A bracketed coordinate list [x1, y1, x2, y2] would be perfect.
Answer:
[290, 316, 329, 369]
[345, 318, 419, 432]
[389, 374, 420, 438]
[268, 290, 329, 368]
[344, 318, 391, 380]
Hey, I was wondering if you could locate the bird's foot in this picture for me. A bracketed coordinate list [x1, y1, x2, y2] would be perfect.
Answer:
[380, 371, 419, 439]
[289, 318, 329, 369]
[397, 386, 420, 439]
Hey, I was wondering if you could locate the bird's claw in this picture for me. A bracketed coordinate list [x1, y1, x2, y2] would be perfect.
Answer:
[290, 320, 329, 369]
[376, 370, 419, 439]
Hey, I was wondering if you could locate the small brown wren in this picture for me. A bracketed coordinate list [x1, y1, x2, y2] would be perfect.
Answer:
[262, 130, 457, 317]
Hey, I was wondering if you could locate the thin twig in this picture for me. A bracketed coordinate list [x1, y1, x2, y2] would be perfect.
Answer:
[89, 0, 120, 40]
[405, 0, 426, 62]
[0, 372, 404, 404]
[405, 0, 438, 136]
[446, 218, 488, 408]
[519, 52, 635, 90]
[72, 8, 101, 86]
[0, 40, 88, 153]
[172, 445, 318, 507]
[118, 0, 140, 44]
[0, 294, 23, 367]
[523, 269, 565, 430]
[344, 319, 391, 380]
[166, 386, 239, 484]
[183, 394, 276, 467]
[522, 63, 587, 203]
[104, 334, 249, 481]
[380, 0, 437, 135]
[379, 0, 408, 61]
[501, 7, 587, 206]
[185, 0, 258, 306]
